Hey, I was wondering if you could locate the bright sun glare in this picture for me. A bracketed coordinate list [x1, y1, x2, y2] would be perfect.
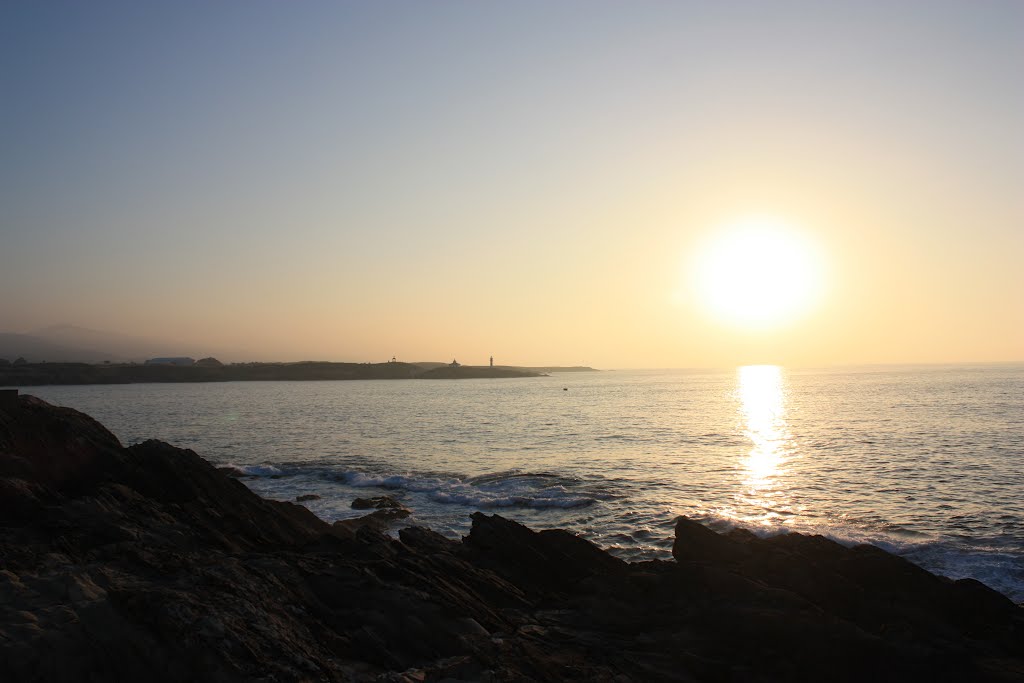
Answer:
[694, 217, 824, 329]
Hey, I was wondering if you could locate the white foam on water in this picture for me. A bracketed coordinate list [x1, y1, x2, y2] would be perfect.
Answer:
[225, 463, 284, 477]
[230, 464, 1024, 601]
[428, 490, 596, 508]
[337, 469, 599, 509]
[339, 471, 460, 492]
[220, 461, 606, 510]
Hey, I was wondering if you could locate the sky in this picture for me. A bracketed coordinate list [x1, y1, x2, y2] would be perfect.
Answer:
[2, 1, 1021, 368]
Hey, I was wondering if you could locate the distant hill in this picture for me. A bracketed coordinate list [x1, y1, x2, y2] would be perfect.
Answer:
[0, 325, 230, 364]
[29, 324, 194, 361]
[0, 333, 112, 364]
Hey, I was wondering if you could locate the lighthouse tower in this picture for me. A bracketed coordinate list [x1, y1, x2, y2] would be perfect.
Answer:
[490, 356, 494, 367]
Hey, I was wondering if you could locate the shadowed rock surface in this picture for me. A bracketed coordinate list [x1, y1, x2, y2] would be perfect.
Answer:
[352, 495, 406, 510]
[1, 395, 1022, 682]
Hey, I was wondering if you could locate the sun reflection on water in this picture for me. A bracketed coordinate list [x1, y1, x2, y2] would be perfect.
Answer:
[736, 364, 794, 524]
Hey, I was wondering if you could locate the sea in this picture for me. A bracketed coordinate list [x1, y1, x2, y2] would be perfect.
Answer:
[14, 364, 1024, 603]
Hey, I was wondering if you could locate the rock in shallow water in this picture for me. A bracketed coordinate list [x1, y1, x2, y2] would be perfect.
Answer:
[216, 466, 247, 478]
[352, 494, 405, 510]
[1, 395, 1022, 682]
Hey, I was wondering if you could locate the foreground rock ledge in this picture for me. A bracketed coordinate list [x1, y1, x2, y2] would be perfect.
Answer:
[1, 396, 1022, 682]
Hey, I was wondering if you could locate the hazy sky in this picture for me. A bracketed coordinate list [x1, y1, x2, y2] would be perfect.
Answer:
[2, 1, 1021, 367]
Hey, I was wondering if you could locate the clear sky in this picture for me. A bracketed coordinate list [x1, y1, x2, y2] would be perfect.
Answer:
[2, 1, 1021, 367]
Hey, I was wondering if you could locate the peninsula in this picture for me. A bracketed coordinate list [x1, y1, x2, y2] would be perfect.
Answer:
[0, 361, 597, 386]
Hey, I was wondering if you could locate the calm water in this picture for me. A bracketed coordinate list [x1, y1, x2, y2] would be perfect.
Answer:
[14, 364, 1024, 602]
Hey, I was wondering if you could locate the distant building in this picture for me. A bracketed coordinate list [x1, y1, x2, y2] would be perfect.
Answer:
[145, 357, 195, 366]
[449, 359, 461, 368]
[490, 356, 494, 367]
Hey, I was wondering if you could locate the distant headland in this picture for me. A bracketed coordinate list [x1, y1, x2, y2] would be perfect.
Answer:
[0, 358, 597, 386]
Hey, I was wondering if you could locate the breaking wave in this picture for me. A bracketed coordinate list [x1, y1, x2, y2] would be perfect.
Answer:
[336, 470, 601, 509]
[227, 462, 605, 510]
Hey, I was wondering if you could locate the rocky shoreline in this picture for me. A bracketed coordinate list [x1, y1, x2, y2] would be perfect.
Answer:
[1, 395, 1022, 682]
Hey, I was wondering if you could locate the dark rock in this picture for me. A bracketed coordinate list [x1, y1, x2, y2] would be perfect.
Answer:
[332, 507, 411, 536]
[2, 395, 1022, 683]
[295, 494, 320, 502]
[0, 388, 18, 409]
[0, 394, 127, 494]
[398, 526, 458, 554]
[465, 512, 627, 595]
[0, 476, 49, 519]
[672, 515, 752, 563]
[216, 466, 246, 477]
[352, 495, 405, 510]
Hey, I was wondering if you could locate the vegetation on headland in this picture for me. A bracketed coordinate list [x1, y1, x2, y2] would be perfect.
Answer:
[0, 360, 596, 386]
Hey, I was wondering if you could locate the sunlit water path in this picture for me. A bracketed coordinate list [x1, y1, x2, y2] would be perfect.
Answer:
[15, 364, 1024, 601]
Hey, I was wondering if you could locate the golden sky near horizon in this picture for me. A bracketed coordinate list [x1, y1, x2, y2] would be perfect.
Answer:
[2, 2, 1022, 367]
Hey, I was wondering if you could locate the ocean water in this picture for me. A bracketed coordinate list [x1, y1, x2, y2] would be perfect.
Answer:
[14, 364, 1024, 602]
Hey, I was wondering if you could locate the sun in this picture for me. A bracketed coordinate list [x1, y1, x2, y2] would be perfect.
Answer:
[693, 217, 825, 329]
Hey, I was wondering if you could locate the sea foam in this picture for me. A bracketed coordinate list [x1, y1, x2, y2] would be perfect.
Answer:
[338, 470, 599, 509]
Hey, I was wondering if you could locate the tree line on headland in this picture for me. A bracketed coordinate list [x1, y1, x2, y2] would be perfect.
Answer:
[0, 360, 596, 386]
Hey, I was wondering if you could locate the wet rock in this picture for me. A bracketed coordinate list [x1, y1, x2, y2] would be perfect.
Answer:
[332, 507, 412, 536]
[352, 495, 405, 510]
[398, 526, 458, 554]
[465, 512, 627, 594]
[216, 466, 246, 478]
[672, 515, 752, 563]
[295, 494, 320, 502]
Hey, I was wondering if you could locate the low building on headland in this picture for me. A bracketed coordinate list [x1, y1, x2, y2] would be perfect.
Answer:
[144, 357, 195, 366]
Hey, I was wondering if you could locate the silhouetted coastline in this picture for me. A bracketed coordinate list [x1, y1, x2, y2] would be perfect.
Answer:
[0, 361, 588, 386]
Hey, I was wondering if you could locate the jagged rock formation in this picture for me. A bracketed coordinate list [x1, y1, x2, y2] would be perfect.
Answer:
[1, 395, 1022, 682]
[351, 495, 406, 510]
